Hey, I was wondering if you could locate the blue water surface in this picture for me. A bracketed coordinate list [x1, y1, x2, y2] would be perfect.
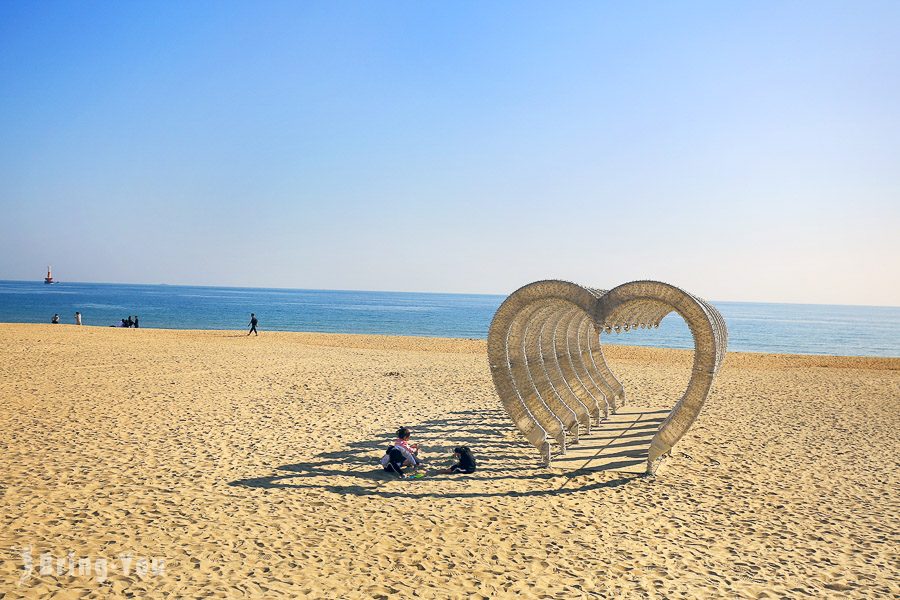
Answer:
[1, 280, 897, 357]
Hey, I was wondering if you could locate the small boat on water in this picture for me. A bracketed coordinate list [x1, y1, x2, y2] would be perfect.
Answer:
[44, 266, 55, 284]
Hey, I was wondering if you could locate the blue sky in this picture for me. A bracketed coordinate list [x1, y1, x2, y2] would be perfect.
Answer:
[1, 1, 898, 305]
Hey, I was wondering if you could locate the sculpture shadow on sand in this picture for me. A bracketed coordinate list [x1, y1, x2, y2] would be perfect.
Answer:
[228, 407, 666, 500]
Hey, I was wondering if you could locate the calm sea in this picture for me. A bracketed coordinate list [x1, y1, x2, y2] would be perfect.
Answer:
[1, 280, 897, 358]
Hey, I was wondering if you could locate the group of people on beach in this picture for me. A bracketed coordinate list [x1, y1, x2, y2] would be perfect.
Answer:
[380, 426, 476, 479]
[50, 311, 255, 332]
[119, 315, 139, 328]
[51, 312, 82, 325]
[51, 313, 140, 327]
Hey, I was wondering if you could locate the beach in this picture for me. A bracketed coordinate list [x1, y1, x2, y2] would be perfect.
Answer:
[1, 324, 897, 598]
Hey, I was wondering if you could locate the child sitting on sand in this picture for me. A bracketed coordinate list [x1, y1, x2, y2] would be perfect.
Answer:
[437, 446, 476, 475]
[380, 426, 423, 478]
[381, 444, 416, 478]
[393, 427, 421, 464]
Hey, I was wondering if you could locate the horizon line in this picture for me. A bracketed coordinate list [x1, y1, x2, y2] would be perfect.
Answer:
[1, 278, 898, 310]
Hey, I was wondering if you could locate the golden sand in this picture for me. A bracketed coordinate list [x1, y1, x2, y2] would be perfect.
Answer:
[1, 324, 897, 598]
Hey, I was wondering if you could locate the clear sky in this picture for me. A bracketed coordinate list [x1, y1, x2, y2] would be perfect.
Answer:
[1, 1, 898, 305]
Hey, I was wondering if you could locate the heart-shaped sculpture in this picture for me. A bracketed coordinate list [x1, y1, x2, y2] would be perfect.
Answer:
[487, 280, 727, 473]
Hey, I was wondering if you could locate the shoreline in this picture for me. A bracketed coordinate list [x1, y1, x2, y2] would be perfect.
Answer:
[4, 322, 898, 366]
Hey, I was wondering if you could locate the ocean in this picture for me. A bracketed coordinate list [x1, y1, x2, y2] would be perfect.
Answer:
[1, 280, 898, 358]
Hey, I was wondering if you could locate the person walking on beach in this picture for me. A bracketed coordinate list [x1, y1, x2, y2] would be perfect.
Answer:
[74, 312, 82, 326]
[248, 313, 258, 336]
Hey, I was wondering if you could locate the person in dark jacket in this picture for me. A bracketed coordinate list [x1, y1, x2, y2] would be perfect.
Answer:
[381, 444, 417, 478]
[438, 446, 476, 474]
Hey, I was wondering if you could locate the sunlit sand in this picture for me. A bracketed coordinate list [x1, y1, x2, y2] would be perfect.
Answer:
[1, 324, 897, 598]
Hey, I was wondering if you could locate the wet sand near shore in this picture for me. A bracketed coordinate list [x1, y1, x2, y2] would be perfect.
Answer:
[1, 324, 897, 598]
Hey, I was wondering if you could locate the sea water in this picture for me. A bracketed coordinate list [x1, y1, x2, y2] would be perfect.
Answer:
[1, 280, 897, 358]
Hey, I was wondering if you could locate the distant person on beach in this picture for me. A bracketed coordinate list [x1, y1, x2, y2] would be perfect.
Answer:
[74, 312, 82, 325]
[126, 316, 134, 328]
[436, 446, 477, 475]
[121, 318, 128, 327]
[134, 316, 139, 328]
[248, 313, 258, 336]
[51, 314, 60, 324]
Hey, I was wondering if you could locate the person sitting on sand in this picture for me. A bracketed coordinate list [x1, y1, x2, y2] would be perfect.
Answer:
[393, 427, 421, 463]
[437, 446, 476, 475]
[51, 314, 60, 324]
[381, 443, 417, 478]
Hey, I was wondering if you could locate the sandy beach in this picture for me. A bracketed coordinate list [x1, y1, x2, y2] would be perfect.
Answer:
[0, 324, 897, 598]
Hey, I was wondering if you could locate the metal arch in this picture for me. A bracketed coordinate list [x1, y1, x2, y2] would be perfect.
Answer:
[487, 279, 728, 474]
